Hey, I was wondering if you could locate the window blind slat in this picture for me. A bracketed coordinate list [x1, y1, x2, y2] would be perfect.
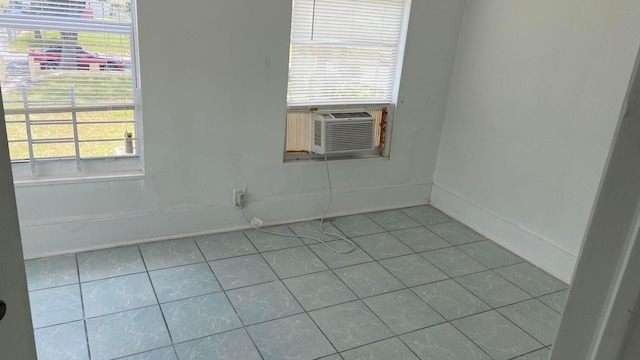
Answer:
[288, 0, 406, 106]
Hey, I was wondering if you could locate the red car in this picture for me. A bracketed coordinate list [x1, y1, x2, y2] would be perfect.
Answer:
[29, 46, 124, 71]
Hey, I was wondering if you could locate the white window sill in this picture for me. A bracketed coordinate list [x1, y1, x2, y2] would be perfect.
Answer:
[13, 170, 145, 187]
[11, 156, 144, 187]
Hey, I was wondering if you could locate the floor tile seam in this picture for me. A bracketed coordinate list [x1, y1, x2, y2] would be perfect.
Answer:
[367, 255, 444, 291]
[26, 253, 80, 291]
[362, 211, 423, 232]
[395, 332, 445, 360]
[446, 317, 515, 360]
[28, 281, 83, 295]
[505, 293, 565, 316]
[135, 245, 175, 351]
[165, 326, 259, 354]
[197, 243, 260, 262]
[402, 318, 498, 360]
[193, 229, 259, 256]
[305, 267, 396, 342]
[453, 269, 535, 298]
[109, 345, 178, 360]
[450, 307, 547, 352]
[270, 290, 341, 356]
[155, 288, 226, 306]
[415, 250, 489, 279]
[491, 303, 559, 348]
[450, 271, 534, 309]
[329, 261, 410, 299]
[73, 252, 92, 360]
[235, 249, 309, 329]
[337, 335, 420, 359]
[78, 268, 150, 285]
[453, 243, 527, 270]
[388, 229, 457, 253]
[461, 267, 565, 304]
[197, 241, 268, 360]
[504, 345, 551, 360]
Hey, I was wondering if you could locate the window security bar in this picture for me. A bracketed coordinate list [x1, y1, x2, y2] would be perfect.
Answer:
[6, 86, 136, 175]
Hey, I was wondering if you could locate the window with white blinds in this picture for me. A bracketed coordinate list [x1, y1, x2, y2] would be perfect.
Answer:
[0, 0, 139, 176]
[287, 0, 407, 106]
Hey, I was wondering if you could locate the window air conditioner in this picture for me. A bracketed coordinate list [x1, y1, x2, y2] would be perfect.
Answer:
[311, 111, 376, 155]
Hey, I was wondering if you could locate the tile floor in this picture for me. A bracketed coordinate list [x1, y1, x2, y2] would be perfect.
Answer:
[25, 205, 568, 360]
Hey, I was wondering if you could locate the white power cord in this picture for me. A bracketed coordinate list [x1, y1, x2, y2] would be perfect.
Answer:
[240, 155, 356, 254]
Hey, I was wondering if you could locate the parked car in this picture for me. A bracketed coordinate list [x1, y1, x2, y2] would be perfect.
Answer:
[29, 46, 124, 71]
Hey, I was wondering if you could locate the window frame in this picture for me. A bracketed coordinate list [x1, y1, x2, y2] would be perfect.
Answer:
[1, 0, 144, 181]
[284, 0, 412, 161]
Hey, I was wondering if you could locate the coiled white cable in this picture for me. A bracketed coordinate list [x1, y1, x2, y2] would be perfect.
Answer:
[240, 155, 356, 254]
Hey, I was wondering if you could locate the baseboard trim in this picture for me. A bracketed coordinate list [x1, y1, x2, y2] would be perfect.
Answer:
[21, 183, 432, 259]
[430, 184, 576, 283]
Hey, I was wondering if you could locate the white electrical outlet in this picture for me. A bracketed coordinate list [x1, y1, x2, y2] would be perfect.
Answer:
[233, 189, 245, 206]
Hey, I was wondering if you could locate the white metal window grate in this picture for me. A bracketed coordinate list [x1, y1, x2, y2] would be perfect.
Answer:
[287, 0, 406, 106]
[0, 0, 139, 176]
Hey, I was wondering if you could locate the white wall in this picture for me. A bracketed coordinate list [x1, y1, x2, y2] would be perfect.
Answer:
[432, 0, 640, 282]
[14, 0, 465, 258]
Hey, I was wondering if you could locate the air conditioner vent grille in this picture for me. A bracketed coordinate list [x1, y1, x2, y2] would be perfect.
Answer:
[311, 111, 376, 155]
[325, 121, 375, 153]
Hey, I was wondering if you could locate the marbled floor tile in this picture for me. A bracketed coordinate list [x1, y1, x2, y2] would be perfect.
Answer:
[29, 284, 83, 328]
[538, 290, 568, 313]
[427, 222, 485, 245]
[139, 238, 205, 271]
[341, 337, 419, 360]
[174, 329, 262, 360]
[514, 348, 551, 360]
[247, 313, 335, 360]
[498, 299, 561, 346]
[209, 254, 278, 290]
[334, 262, 405, 298]
[86, 305, 171, 360]
[420, 247, 487, 277]
[456, 271, 531, 308]
[352, 232, 414, 260]
[400, 323, 492, 360]
[82, 272, 157, 318]
[390, 227, 451, 252]
[452, 311, 543, 360]
[309, 240, 374, 269]
[380, 254, 448, 287]
[77, 246, 146, 282]
[399, 205, 453, 226]
[309, 301, 394, 352]
[331, 214, 385, 238]
[195, 231, 257, 261]
[495, 263, 568, 297]
[226, 281, 304, 326]
[262, 246, 328, 279]
[283, 271, 357, 311]
[34, 320, 88, 360]
[149, 263, 221, 303]
[25, 254, 78, 291]
[412, 279, 490, 320]
[287, 220, 346, 245]
[365, 209, 421, 231]
[458, 240, 524, 269]
[363, 289, 444, 335]
[117, 347, 177, 360]
[161, 293, 242, 343]
[244, 225, 304, 252]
